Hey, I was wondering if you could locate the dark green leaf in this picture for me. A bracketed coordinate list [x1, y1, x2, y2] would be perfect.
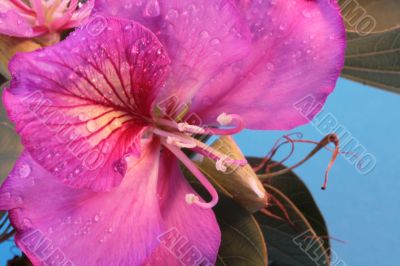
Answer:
[338, 0, 400, 93]
[255, 185, 329, 266]
[247, 157, 330, 253]
[342, 27, 400, 93]
[247, 158, 330, 265]
[339, 0, 400, 33]
[214, 197, 268, 266]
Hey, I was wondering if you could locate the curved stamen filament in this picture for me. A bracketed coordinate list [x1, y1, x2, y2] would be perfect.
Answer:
[11, 0, 36, 15]
[30, 0, 46, 25]
[164, 143, 219, 209]
[191, 139, 247, 170]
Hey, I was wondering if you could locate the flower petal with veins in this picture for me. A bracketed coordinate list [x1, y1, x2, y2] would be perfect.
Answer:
[4, 18, 171, 191]
[0, 144, 220, 265]
[190, 0, 346, 130]
[94, 0, 252, 105]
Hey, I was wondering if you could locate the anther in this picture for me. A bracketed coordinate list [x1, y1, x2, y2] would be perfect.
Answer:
[166, 136, 197, 149]
[208, 113, 245, 135]
[216, 157, 228, 172]
[185, 193, 199, 205]
[217, 113, 232, 126]
[177, 122, 205, 134]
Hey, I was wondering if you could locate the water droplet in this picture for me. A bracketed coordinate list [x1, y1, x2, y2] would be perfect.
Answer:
[23, 218, 32, 227]
[302, 9, 312, 18]
[124, 24, 133, 31]
[64, 216, 72, 224]
[266, 63, 275, 71]
[15, 196, 23, 204]
[165, 9, 179, 21]
[143, 0, 160, 17]
[112, 158, 127, 176]
[107, 227, 113, 233]
[124, 2, 133, 9]
[93, 214, 100, 222]
[18, 164, 31, 178]
[78, 113, 87, 121]
[210, 38, 220, 46]
[102, 142, 111, 154]
[86, 120, 98, 132]
[199, 30, 210, 39]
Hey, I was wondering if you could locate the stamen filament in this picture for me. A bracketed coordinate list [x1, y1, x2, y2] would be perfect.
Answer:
[164, 143, 219, 209]
[152, 128, 196, 148]
[191, 139, 247, 169]
[30, 0, 46, 25]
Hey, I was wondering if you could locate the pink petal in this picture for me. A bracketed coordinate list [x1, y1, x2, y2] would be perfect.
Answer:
[4, 17, 171, 191]
[94, 0, 251, 104]
[0, 143, 220, 265]
[189, 0, 346, 130]
[146, 150, 221, 265]
[0, 2, 43, 37]
[0, 145, 163, 265]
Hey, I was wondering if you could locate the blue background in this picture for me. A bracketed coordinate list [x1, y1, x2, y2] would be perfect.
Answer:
[1, 78, 399, 265]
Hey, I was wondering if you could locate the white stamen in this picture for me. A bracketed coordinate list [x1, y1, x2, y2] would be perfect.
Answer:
[166, 136, 197, 149]
[216, 157, 228, 172]
[177, 122, 205, 134]
[185, 193, 199, 205]
[217, 113, 232, 126]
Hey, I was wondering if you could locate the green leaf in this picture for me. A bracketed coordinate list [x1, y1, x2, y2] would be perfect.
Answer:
[342, 27, 400, 93]
[247, 158, 330, 265]
[214, 197, 268, 266]
[338, 0, 400, 93]
[255, 185, 329, 266]
[339, 0, 400, 33]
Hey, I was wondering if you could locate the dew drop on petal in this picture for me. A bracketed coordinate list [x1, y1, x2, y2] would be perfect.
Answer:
[266, 63, 275, 71]
[143, 0, 160, 17]
[210, 38, 220, 46]
[64, 216, 72, 224]
[199, 30, 210, 39]
[93, 214, 100, 222]
[302, 9, 312, 18]
[23, 218, 32, 227]
[86, 120, 98, 132]
[112, 158, 127, 176]
[14, 196, 23, 204]
[165, 9, 179, 21]
[18, 164, 31, 178]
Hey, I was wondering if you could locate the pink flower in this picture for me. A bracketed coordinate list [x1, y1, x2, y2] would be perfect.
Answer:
[0, 0, 94, 38]
[0, 0, 345, 265]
